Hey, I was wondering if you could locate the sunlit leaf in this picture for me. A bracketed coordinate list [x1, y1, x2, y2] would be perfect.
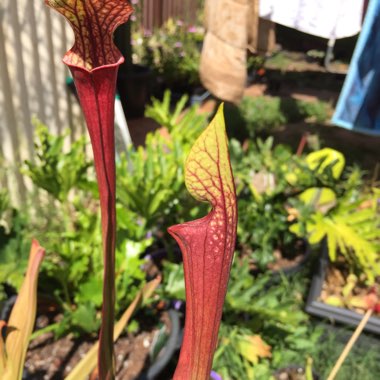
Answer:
[306, 148, 345, 179]
[237, 335, 272, 365]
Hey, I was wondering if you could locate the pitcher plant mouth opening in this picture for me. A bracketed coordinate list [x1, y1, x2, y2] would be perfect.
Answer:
[45, 0, 133, 71]
[45, 1, 133, 379]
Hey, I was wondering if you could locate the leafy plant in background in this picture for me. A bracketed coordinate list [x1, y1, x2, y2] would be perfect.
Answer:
[0, 210, 32, 299]
[116, 90, 209, 247]
[0, 184, 33, 299]
[23, 121, 96, 202]
[20, 122, 148, 338]
[0, 190, 8, 221]
[116, 134, 184, 241]
[213, 324, 272, 380]
[145, 90, 207, 145]
[290, 151, 380, 284]
[230, 96, 331, 139]
[221, 260, 322, 379]
[229, 136, 379, 274]
[224, 259, 308, 330]
[0, 189, 9, 288]
[229, 137, 304, 269]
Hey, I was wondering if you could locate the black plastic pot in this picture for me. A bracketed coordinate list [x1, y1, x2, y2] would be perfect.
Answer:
[153, 76, 209, 107]
[190, 88, 210, 105]
[137, 308, 183, 380]
[274, 365, 319, 380]
[117, 64, 154, 119]
[306, 242, 380, 334]
[0, 293, 60, 323]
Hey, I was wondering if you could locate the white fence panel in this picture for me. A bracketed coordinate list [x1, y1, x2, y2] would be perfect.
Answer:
[0, 0, 201, 203]
[0, 0, 82, 203]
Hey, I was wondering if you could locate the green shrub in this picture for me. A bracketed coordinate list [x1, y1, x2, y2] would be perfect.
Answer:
[239, 96, 286, 136]
[237, 96, 330, 138]
[18, 124, 148, 337]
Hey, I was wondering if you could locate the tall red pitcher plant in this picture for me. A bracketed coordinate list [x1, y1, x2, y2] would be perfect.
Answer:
[44, 1, 133, 379]
[169, 105, 238, 379]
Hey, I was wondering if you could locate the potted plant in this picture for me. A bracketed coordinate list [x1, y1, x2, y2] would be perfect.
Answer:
[132, 18, 207, 104]
[115, 20, 154, 119]
[288, 151, 380, 332]
[306, 240, 380, 334]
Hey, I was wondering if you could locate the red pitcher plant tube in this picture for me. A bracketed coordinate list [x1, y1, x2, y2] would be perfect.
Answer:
[169, 105, 238, 380]
[45, 1, 133, 379]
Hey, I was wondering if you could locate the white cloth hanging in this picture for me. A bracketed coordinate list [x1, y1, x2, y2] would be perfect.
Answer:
[260, 0, 364, 39]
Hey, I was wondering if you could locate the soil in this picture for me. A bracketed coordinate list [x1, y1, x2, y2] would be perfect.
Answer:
[25, 311, 171, 380]
[246, 239, 309, 274]
[320, 262, 380, 316]
[267, 246, 307, 272]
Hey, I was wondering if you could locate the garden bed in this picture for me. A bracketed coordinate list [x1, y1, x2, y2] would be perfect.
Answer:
[24, 310, 172, 380]
[26, 330, 154, 380]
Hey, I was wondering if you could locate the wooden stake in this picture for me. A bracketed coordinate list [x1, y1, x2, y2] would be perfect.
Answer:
[327, 308, 373, 380]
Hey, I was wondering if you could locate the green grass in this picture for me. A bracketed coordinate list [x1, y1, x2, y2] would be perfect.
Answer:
[312, 324, 380, 380]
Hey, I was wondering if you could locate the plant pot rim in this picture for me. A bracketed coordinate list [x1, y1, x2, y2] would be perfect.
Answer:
[306, 240, 380, 334]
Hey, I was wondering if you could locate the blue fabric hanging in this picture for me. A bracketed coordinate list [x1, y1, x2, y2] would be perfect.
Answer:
[332, 0, 380, 136]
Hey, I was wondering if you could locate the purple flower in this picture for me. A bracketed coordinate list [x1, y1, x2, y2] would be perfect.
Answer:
[188, 26, 197, 33]
[174, 41, 183, 48]
[144, 29, 152, 37]
[176, 19, 183, 26]
[210, 371, 223, 380]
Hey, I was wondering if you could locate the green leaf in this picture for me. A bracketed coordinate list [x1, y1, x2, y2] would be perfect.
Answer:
[76, 277, 103, 307]
[71, 304, 99, 334]
[148, 189, 172, 215]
